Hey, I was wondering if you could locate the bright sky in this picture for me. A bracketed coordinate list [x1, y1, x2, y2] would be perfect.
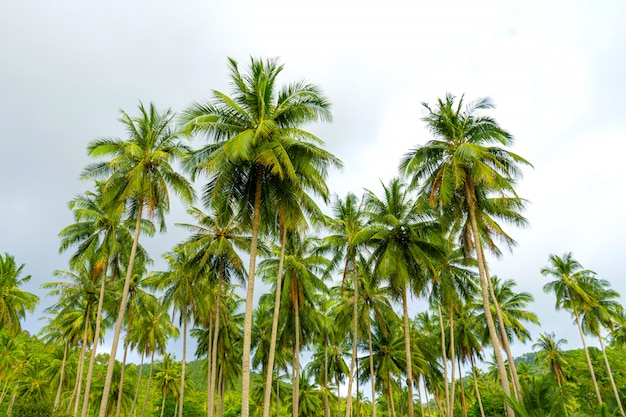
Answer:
[1, 0, 625, 362]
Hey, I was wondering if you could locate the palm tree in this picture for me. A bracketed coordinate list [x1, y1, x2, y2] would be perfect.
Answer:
[0, 253, 38, 336]
[365, 178, 442, 417]
[401, 94, 531, 416]
[532, 332, 568, 388]
[181, 57, 340, 417]
[541, 252, 604, 405]
[154, 353, 181, 417]
[177, 205, 248, 417]
[83, 101, 194, 417]
[322, 192, 370, 417]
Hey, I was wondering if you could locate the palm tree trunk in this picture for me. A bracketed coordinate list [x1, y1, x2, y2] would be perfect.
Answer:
[337, 373, 342, 417]
[263, 221, 287, 417]
[449, 305, 457, 417]
[574, 310, 602, 404]
[115, 331, 132, 417]
[98, 202, 144, 417]
[179, 309, 188, 417]
[401, 287, 416, 417]
[81, 260, 109, 417]
[129, 350, 145, 417]
[141, 350, 155, 417]
[209, 259, 225, 417]
[470, 356, 485, 417]
[73, 301, 92, 417]
[241, 167, 263, 417]
[457, 356, 468, 417]
[367, 316, 377, 417]
[387, 372, 396, 417]
[464, 183, 513, 417]
[345, 259, 359, 417]
[293, 298, 301, 417]
[482, 257, 521, 400]
[417, 378, 424, 417]
[598, 336, 625, 416]
[206, 315, 214, 417]
[55, 341, 70, 410]
[423, 376, 432, 417]
[324, 339, 330, 417]
[437, 305, 450, 417]
[160, 386, 166, 417]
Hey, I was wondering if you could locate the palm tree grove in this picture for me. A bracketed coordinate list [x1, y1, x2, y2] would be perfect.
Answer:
[3, 57, 626, 417]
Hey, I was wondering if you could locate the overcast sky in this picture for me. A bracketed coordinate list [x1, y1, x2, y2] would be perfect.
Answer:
[1, 0, 625, 363]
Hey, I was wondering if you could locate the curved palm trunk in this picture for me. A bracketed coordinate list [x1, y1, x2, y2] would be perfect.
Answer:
[73, 301, 92, 417]
[401, 287, 415, 417]
[179, 309, 188, 417]
[470, 356, 486, 417]
[598, 336, 625, 416]
[263, 222, 287, 417]
[115, 320, 134, 417]
[81, 261, 109, 417]
[159, 386, 166, 417]
[345, 260, 359, 417]
[574, 309, 602, 404]
[367, 316, 377, 417]
[483, 258, 521, 400]
[208, 260, 225, 417]
[436, 305, 450, 417]
[55, 341, 70, 410]
[98, 203, 144, 417]
[241, 168, 263, 417]
[129, 350, 145, 417]
[292, 300, 301, 417]
[465, 184, 513, 417]
[141, 350, 156, 417]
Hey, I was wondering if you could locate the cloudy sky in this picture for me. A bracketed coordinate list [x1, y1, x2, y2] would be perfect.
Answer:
[1, 0, 625, 362]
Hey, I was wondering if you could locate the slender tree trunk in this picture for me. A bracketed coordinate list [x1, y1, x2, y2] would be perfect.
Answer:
[367, 316, 377, 417]
[263, 221, 287, 417]
[73, 301, 92, 417]
[387, 372, 396, 417]
[599, 336, 625, 416]
[483, 259, 521, 400]
[98, 203, 144, 417]
[345, 259, 359, 417]
[457, 356, 468, 417]
[206, 315, 214, 417]
[218, 366, 225, 417]
[115, 329, 132, 417]
[241, 168, 263, 417]
[141, 350, 155, 417]
[423, 376, 433, 417]
[470, 356, 486, 417]
[401, 287, 415, 417]
[82, 261, 109, 417]
[337, 374, 342, 417]
[574, 309, 602, 404]
[437, 304, 450, 417]
[159, 386, 166, 417]
[448, 305, 457, 417]
[55, 341, 70, 410]
[129, 350, 145, 417]
[292, 298, 301, 417]
[464, 183, 513, 417]
[0, 380, 9, 405]
[417, 378, 425, 417]
[7, 390, 17, 416]
[434, 390, 444, 417]
[324, 340, 331, 417]
[179, 309, 188, 417]
[209, 259, 225, 417]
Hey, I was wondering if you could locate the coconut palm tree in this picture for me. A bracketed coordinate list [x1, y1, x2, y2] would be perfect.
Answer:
[401, 94, 531, 416]
[541, 252, 604, 405]
[532, 332, 568, 388]
[181, 57, 340, 417]
[0, 253, 38, 336]
[83, 101, 194, 417]
[365, 178, 443, 417]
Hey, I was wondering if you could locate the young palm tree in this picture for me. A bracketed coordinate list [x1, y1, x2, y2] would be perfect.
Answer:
[532, 332, 568, 388]
[401, 94, 531, 416]
[365, 178, 443, 417]
[0, 253, 38, 336]
[83, 102, 194, 417]
[181, 57, 340, 417]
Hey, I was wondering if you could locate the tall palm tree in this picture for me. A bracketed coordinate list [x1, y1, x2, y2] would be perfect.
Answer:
[401, 94, 531, 416]
[365, 178, 442, 417]
[177, 205, 248, 417]
[0, 253, 38, 336]
[181, 57, 340, 417]
[541, 252, 603, 405]
[83, 102, 194, 417]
